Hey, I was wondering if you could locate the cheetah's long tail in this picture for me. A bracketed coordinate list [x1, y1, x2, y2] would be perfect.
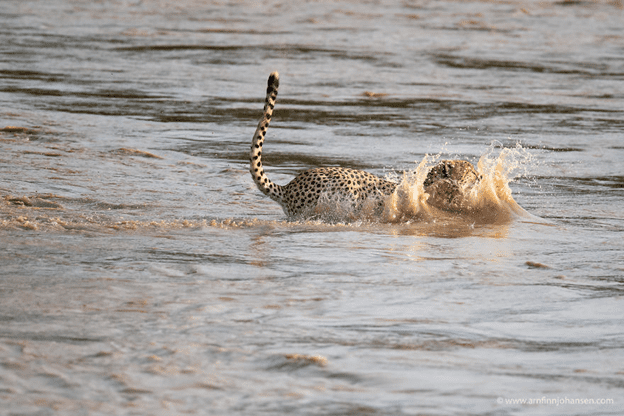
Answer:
[250, 72, 284, 203]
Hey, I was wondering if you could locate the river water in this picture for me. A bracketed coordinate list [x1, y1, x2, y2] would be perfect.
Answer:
[1, 1, 623, 415]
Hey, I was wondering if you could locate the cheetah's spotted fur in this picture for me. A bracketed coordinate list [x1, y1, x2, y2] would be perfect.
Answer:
[250, 72, 481, 217]
[423, 160, 482, 211]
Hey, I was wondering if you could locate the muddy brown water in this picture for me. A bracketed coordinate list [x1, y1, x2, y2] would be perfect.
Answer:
[1, 1, 623, 415]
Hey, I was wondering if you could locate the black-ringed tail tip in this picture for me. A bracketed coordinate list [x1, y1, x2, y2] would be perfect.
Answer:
[249, 72, 481, 218]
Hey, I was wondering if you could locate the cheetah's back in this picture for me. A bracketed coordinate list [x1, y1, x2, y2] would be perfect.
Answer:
[281, 167, 397, 217]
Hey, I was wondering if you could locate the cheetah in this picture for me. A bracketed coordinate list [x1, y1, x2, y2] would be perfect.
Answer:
[423, 160, 482, 211]
[250, 72, 481, 218]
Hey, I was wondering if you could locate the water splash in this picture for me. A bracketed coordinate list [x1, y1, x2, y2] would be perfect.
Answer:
[470, 143, 534, 221]
[305, 144, 535, 225]
[387, 143, 534, 225]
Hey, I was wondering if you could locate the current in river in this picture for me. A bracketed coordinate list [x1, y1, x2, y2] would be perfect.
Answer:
[1, 1, 623, 415]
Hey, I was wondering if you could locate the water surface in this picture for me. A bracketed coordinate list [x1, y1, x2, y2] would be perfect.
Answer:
[1, 0, 623, 415]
